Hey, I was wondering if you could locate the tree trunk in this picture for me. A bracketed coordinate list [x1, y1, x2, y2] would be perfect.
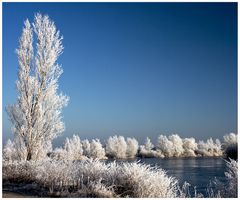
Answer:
[26, 150, 32, 160]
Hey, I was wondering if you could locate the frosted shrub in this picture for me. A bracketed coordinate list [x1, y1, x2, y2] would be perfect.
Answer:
[63, 135, 83, 160]
[223, 133, 238, 145]
[139, 137, 164, 158]
[224, 143, 238, 160]
[197, 138, 222, 157]
[80, 139, 106, 159]
[169, 134, 184, 157]
[89, 139, 106, 159]
[3, 161, 37, 183]
[144, 137, 154, 151]
[79, 160, 178, 197]
[224, 159, 238, 197]
[106, 135, 127, 159]
[112, 162, 178, 197]
[155, 134, 224, 158]
[3, 138, 31, 161]
[3, 159, 179, 198]
[36, 140, 53, 160]
[71, 180, 115, 198]
[35, 160, 76, 189]
[223, 133, 238, 160]
[156, 134, 198, 157]
[206, 159, 238, 198]
[85, 181, 115, 198]
[82, 139, 91, 156]
[3, 140, 18, 162]
[126, 137, 139, 158]
[106, 136, 139, 159]
[211, 139, 222, 156]
[75, 159, 109, 183]
[139, 137, 155, 158]
[153, 149, 165, 158]
[141, 135, 195, 158]
[72, 160, 178, 197]
[156, 135, 174, 157]
[182, 138, 198, 157]
[49, 148, 68, 160]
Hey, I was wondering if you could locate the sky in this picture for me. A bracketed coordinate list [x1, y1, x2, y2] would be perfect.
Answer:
[2, 3, 237, 147]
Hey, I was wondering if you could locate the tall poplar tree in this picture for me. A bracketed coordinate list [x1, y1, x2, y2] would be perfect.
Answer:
[7, 13, 69, 160]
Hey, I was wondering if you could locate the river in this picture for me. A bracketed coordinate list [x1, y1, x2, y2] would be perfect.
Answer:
[109, 157, 227, 197]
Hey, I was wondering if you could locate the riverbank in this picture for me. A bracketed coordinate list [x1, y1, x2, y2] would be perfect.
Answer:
[2, 190, 35, 198]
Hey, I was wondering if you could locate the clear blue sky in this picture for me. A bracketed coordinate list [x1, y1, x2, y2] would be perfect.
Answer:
[3, 3, 237, 146]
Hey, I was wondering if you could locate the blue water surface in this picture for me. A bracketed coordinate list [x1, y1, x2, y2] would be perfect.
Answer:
[108, 157, 227, 197]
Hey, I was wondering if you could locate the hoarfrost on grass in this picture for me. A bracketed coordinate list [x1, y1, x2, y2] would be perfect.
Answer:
[3, 159, 179, 198]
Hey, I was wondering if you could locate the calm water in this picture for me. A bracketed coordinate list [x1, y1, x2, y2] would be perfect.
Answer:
[109, 157, 227, 197]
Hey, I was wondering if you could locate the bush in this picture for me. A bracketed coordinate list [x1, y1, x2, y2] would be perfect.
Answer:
[126, 138, 139, 159]
[3, 161, 37, 183]
[224, 159, 238, 197]
[224, 143, 238, 160]
[3, 159, 179, 198]
[88, 139, 106, 159]
[196, 138, 222, 157]
[205, 159, 238, 198]
[63, 135, 83, 160]
[105, 136, 127, 159]
[223, 133, 238, 160]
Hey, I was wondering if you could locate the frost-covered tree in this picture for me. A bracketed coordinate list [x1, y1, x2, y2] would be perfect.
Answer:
[223, 133, 238, 145]
[6, 13, 69, 160]
[82, 139, 91, 156]
[3, 140, 17, 162]
[182, 137, 197, 157]
[49, 147, 67, 161]
[126, 137, 139, 158]
[155, 134, 201, 158]
[64, 135, 83, 160]
[144, 137, 154, 151]
[156, 135, 174, 157]
[168, 134, 184, 157]
[139, 137, 158, 158]
[223, 133, 238, 160]
[89, 139, 106, 159]
[106, 135, 127, 159]
[197, 138, 222, 157]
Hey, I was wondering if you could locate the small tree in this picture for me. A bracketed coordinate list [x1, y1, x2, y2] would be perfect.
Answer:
[126, 137, 139, 158]
[82, 139, 91, 157]
[89, 139, 106, 159]
[156, 135, 174, 157]
[64, 135, 83, 160]
[144, 137, 154, 151]
[6, 13, 69, 161]
[106, 135, 127, 159]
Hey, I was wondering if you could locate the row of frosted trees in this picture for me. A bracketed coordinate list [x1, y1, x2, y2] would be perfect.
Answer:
[3, 132, 237, 161]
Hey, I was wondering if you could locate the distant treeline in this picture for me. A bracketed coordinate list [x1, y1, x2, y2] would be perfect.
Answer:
[4, 133, 237, 161]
